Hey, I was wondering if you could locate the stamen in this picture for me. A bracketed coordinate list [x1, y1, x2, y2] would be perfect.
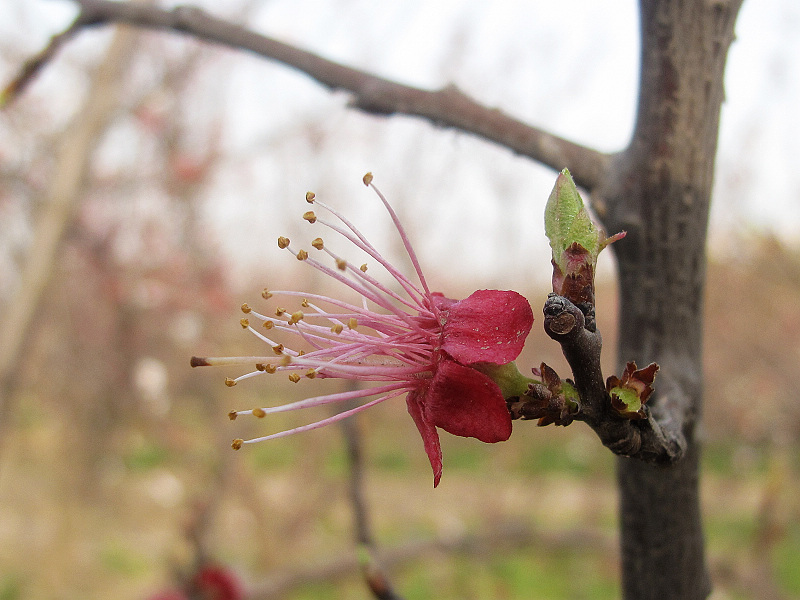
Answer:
[236, 392, 402, 446]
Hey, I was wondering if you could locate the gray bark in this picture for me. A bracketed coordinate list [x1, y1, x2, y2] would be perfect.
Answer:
[596, 1, 744, 597]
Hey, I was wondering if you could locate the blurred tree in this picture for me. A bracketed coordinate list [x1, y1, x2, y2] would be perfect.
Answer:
[2, 1, 746, 599]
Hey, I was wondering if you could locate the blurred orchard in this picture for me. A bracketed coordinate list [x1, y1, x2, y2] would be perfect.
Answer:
[1, 1, 799, 599]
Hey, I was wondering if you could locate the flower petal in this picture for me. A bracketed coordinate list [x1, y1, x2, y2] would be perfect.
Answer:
[424, 359, 512, 443]
[406, 388, 444, 487]
[440, 290, 533, 365]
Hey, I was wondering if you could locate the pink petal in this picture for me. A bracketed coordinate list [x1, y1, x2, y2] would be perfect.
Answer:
[440, 290, 533, 365]
[406, 388, 444, 487]
[423, 359, 512, 443]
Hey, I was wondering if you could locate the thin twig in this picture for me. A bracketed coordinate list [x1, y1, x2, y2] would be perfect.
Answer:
[0, 13, 88, 105]
[341, 409, 405, 600]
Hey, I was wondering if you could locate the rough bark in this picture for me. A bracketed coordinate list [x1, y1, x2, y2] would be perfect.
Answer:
[594, 1, 743, 597]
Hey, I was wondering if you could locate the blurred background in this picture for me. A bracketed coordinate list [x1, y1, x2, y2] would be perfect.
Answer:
[1, 1, 799, 598]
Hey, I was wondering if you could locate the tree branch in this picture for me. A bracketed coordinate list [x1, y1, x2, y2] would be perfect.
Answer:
[4, 0, 608, 187]
[540, 293, 686, 464]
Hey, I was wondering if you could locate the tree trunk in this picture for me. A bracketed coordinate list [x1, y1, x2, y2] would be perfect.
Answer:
[598, 1, 743, 597]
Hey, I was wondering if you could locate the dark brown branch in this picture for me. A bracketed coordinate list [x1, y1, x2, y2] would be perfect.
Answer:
[4, 0, 608, 187]
[541, 293, 686, 464]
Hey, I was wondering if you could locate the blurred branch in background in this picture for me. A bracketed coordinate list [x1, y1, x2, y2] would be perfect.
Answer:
[0, 21, 138, 455]
[341, 407, 405, 600]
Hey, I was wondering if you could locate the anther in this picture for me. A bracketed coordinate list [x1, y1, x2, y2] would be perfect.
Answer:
[363, 172, 373, 186]
[255, 363, 266, 371]
[348, 318, 358, 329]
[288, 373, 301, 383]
[241, 303, 251, 313]
[306, 191, 315, 203]
[289, 311, 304, 325]
[312, 237, 324, 250]
[331, 323, 344, 334]
[336, 258, 347, 270]
[272, 344, 284, 355]
[225, 378, 237, 387]
[277, 236, 290, 249]
[240, 318, 249, 329]
[275, 307, 285, 316]
[264, 363, 277, 374]
[360, 264, 368, 272]
[296, 249, 308, 261]
[232, 439, 243, 450]
[262, 289, 272, 300]
[252, 407, 266, 418]
[228, 410, 238, 420]
[305, 369, 317, 379]
[301, 299, 310, 307]
[263, 320, 274, 329]
[303, 211, 317, 223]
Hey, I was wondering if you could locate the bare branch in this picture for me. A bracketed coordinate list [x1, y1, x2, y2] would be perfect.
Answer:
[5, 0, 608, 187]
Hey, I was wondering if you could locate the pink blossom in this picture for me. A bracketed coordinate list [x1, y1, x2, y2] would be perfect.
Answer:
[192, 174, 533, 486]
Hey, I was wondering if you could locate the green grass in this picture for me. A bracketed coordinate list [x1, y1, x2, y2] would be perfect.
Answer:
[774, 522, 800, 594]
[123, 438, 169, 472]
